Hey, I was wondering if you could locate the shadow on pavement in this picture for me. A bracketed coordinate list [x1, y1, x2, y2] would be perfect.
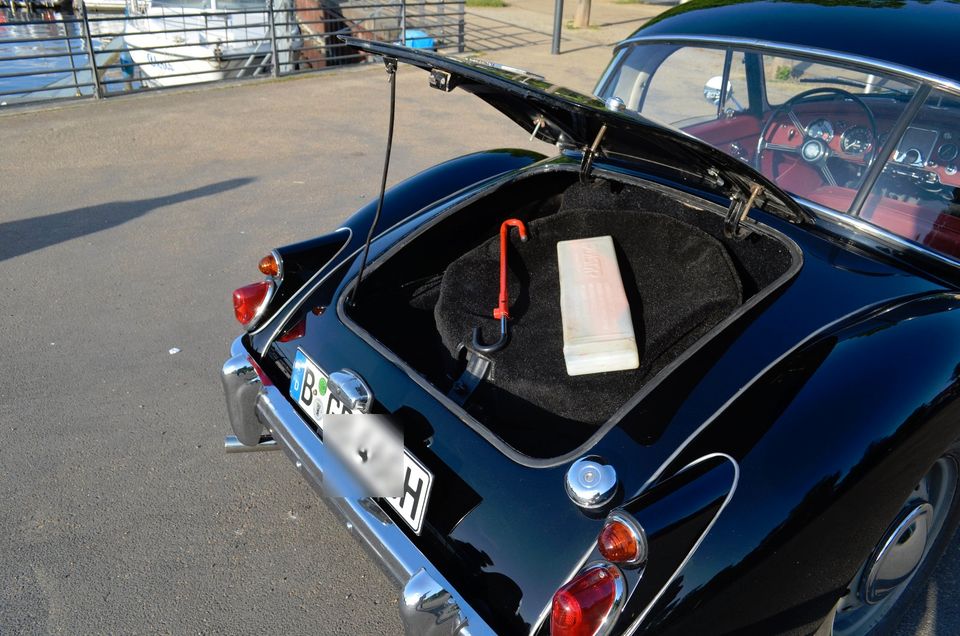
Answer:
[464, 11, 552, 52]
[0, 177, 255, 262]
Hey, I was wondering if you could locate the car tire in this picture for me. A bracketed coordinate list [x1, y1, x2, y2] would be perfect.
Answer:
[832, 443, 960, 636]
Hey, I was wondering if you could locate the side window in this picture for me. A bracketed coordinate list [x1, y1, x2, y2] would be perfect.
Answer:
[762, 57, 915, 106]
[642, 48, 749, 127]
[859, 89, 960, 260]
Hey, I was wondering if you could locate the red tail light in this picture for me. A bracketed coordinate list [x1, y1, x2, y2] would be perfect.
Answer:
[597, 514, 646, 566]
[233, 280, 273, 328]
[551, 564, 623, 636]
[277, 318, 306, 342]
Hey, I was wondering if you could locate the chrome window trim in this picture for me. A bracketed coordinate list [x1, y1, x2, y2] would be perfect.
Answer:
[593, 46, 628, 97]
[798, 196, 960, 271]
[613, 35, 960, 96]
[606, 35, 960, 270]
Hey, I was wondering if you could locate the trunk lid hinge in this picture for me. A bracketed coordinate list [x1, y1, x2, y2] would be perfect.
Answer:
[705, 167, 725, 189]
[579, 124, 608, 183]
[724, 183, 765, 239]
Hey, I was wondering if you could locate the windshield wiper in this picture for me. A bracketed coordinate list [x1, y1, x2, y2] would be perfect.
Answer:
[798, 76, 909, 96]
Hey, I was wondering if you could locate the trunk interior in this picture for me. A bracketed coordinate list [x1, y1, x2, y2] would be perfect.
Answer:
[345, 170, 797, 458]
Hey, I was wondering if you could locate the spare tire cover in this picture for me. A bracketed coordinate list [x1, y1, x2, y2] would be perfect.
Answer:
[434, 181, 743, 426]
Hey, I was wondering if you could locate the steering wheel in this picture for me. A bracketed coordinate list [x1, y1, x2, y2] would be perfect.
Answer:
[755, 87, 878, 189]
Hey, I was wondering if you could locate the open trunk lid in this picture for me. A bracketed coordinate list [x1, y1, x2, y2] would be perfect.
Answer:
[342, 37, 812, 231]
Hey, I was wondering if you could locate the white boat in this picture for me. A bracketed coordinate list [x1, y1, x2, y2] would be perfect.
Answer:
[123, 0, 294, 87]
[77, 0, 128, 14]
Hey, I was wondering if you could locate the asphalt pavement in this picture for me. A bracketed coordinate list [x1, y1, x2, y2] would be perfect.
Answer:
[0, 65, 546, 634]
[1, 8, 959, 635]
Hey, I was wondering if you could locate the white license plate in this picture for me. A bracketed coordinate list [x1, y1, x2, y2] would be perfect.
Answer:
[386, 450, 433, 534]
[290, 349, 349, 428]
[290, 349, 434, 534]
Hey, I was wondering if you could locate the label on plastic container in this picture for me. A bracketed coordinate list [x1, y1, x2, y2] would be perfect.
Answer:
[557, 236, 639, 376]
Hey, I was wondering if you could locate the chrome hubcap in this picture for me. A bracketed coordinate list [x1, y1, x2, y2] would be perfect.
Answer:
[834, 456, 957, 635]
[862, 502, 932, 604]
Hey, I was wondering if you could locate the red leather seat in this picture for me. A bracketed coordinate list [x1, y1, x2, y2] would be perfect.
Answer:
[808, 186, 960, 259]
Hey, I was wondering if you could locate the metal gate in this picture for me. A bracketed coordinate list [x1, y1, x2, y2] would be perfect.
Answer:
[0, 0, 465, 107]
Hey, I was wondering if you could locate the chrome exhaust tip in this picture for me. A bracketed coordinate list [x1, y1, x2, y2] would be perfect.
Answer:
[225, 434, 280, 453]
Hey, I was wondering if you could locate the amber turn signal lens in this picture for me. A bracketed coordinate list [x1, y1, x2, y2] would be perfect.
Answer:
[258, 253, 280, 277]
[597, 517, 645, 566]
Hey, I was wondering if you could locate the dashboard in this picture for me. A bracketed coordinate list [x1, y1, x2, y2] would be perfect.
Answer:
[764, 104, 960, 189]
[891, 127, 960, 177]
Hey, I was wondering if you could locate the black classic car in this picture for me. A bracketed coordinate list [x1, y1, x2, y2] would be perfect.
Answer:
[221, 1, 960, 634]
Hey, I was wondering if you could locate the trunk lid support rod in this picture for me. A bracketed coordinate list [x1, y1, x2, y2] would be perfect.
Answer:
[351, 57, 398, 307]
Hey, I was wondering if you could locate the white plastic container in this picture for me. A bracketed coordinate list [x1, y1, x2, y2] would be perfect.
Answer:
[557, 236, 640, 376]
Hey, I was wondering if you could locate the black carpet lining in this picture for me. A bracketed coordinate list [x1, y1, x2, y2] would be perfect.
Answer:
[349, 177, 794, 457]
[436, 180, 742, 428]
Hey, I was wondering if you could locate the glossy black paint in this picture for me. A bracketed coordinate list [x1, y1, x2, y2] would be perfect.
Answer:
[269, 230, 351, 310]
[634, 292, 960, 635]
[632, 0, 960, 85]
[248, 148, 545, 354]
[249, 147, 960, 634]
[615, 455, 737, 631]
[236, 12, 960, 634]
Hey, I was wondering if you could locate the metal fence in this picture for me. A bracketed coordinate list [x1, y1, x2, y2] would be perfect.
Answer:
[0, 0, 465, 107]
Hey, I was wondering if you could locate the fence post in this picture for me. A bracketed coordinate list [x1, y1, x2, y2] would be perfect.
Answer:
[267, 0, 280, 77]
[551, 0, 562, 55]
[78, 5, 103, 97]
[457, 0, 464, 52]
[399, 0, 406, 46]
[64, 17, 82, 97]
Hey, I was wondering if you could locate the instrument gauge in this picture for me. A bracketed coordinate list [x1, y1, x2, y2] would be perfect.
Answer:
[939, 142, 959, 163]
[894, 148, 924, 166]
[806, 119, 835, 142]
[840, 126, 872, 155]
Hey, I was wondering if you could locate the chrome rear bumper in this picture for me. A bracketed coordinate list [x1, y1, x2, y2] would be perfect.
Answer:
[221, 337, 494, 636]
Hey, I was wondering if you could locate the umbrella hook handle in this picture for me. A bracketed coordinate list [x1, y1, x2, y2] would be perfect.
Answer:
[472, 219, 528, 354]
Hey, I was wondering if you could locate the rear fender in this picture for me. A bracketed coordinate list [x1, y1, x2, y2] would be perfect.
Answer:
[249, 148, 546, 353]
[630, 292, 960, 635]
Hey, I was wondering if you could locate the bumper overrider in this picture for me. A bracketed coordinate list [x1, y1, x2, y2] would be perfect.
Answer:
[221, 337, 496, 636]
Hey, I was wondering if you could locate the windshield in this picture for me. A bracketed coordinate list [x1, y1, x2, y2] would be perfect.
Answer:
[596, 42, 960, 261]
